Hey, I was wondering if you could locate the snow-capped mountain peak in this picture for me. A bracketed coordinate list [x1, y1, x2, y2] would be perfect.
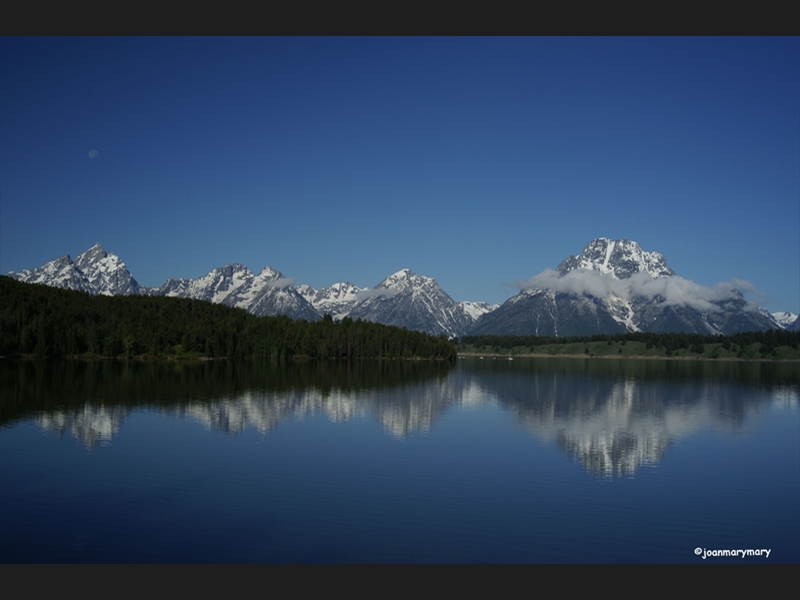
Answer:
[168, 263, 254, 304]
[296, 284, 317, 302]
[75, 242, 107, 267]
[472, 238, 776, 337]
[250, 266, 290, 290]
[332, 281, 364, 298]
[557, 238, 674, 280]
[377, 268, 437, 292]
[256, 266, 281, 279]
[345, 268, 479, 337]
[74, 243, 140, 296]
[10, 244, 140, 296]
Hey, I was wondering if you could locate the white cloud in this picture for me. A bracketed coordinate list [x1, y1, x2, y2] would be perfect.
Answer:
[516, 269, 762, 313]
[730, 277, 757, 292]
[354, 287, 400, 302]
[266, 277, 296, 289]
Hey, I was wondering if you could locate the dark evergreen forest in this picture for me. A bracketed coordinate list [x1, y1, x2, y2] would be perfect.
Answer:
[0, 277, 456, 360]
[461, 330, 800, 358]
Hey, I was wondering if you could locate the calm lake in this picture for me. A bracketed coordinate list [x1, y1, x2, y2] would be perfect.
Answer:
[1, 357, 798, 563]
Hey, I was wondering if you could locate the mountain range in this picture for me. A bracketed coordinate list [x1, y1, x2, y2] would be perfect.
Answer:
[7, 244, 495, 337]
[8, 239, 795, 336]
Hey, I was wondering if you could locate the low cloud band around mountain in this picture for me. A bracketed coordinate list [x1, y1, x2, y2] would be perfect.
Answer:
[517, 269, 761, 314]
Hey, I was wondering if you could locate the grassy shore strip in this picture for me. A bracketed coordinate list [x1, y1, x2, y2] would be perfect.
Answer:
[458, 353, 800, 362]
[457, 340, 800, 361]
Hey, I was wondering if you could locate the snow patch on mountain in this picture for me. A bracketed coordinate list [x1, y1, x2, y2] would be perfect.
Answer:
[302, 282, 369, 320]
[772, 311, 798, 328]
[459, 301, 498, 321]
[557, 238, 674, 280]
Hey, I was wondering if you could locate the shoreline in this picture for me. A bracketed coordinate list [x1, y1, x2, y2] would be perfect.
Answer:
[1, 353, 455, 362]
[456, 352, 800, 362]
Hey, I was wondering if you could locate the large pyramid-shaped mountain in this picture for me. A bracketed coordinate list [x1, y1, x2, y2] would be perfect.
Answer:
[470, 238, 779, 336]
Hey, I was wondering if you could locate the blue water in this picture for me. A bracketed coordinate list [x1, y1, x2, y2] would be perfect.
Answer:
[1, 358, 798, 563]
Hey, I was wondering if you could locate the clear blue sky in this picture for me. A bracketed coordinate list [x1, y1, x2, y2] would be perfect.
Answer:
[2, 37, 798, 312]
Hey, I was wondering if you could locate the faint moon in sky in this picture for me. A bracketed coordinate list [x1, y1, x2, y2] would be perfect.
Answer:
[88, 149, 98, 158]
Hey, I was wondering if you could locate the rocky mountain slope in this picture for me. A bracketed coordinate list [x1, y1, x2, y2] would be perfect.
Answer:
[297, 282, 368, 321]
[346, 269, 483, 338]
[146, 264, 319, 321]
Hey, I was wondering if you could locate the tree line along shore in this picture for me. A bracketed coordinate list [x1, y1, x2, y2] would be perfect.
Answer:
[3, 276, 798, 362]
[0, 277, 456, 361]
[457, 331, 800, 361]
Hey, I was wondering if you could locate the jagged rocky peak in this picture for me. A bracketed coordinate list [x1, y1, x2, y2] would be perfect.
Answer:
[75, 242, 108, 268]
[9, 253, 86, 290]
[318, 281, 364, 299]
[206, 263, 253, 279]
[73, 242, 140, 295]
[557, 238, 674, 280]
[296, 284, 316, 300]
[301, 282, 369, 321]
[174, 263, 254, 302]
[256, 265, 281, 279]
[345, 267, 478, 337]
[10, 243, 140, 296]
[311, 281, 368, 305]
[378, 268, 436, 291]
[248, 265, 287, 288]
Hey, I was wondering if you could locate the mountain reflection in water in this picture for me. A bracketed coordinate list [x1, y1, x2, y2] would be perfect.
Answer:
[4, 357, 797, 479]
[2, 357, 798, 563]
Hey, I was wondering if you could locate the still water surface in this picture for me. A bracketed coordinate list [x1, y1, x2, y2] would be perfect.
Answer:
[1, 357, 798, 563]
